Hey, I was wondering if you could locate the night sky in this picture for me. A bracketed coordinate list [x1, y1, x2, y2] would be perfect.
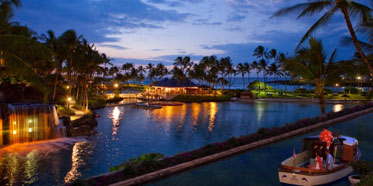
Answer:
[12, 0, 372, 68]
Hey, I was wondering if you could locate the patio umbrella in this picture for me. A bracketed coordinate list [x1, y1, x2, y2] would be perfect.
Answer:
[320, 128, 333, 149]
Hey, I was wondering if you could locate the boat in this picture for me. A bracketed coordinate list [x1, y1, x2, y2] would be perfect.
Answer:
[278, 135, 360, 186]
[132, 103, 162, 109]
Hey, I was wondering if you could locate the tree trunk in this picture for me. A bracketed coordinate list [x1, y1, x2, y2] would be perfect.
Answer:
[52, 70, 58, 101]
[318, 94, 326, 116]
[341, 7, 373, 76]
[242, 73, 245, 90]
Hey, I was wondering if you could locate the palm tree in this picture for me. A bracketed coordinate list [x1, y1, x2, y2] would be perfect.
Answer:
[155, 63, 168, 81]
[251, 61, 260, 90]
[146, 63, 155, 84]
[237, 63, 246, 89]
[136, 65, 146, 85]
[40, 30, 65, 101]
[272, 0, 373, 76]
[244, 62, 251, 89]
[0, 0, 51, 102]
[259, 59, 268, 90]
[285, 38, 346, 115]
[60, 29, 82, 89]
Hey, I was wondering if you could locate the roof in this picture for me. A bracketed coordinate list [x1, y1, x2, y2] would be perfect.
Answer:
[303, 135, 358, 146]
[154, 78, 197, 87]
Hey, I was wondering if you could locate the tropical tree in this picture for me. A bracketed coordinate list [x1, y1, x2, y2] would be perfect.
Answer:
[155, 63, 168, 81]
[285, 38, 346, 115]
[237, 63, 246, 89]
[272, 0, 373, 76]
[60, 29, 82, 88]
[0, 0, 52, 102]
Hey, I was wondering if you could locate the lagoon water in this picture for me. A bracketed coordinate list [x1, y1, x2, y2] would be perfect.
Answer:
[148, 113, 373, 186]
[0, 102, 355, 185]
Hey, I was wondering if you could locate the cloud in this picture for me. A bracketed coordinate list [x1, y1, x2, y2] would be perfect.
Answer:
[193, 19, 222, 26]
[100, 44, 129, 50]
[227, 13, 246, 22]
[13, 0, 189, 43]
[147, 0, 203, 7]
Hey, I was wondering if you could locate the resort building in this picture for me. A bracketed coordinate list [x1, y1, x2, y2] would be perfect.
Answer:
[144, 78, 198, 100]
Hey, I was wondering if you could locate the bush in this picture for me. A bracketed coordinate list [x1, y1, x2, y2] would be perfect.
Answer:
[345, 87, 360, 94]
[56, 105, 75, 116]
[88, 97, 106, 110]
[352, 160, 373, 176]
[357, 174, 373, 186]
[106, 97, 123, 104]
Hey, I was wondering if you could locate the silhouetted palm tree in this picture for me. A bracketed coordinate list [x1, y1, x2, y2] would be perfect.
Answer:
[272, 0, 373, 75]
[285, 38, 347, 115]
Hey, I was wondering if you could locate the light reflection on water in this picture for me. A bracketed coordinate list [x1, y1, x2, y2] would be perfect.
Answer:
[0, 138, 83, 185]
[0, 102, 356, 185]
[333, 104, 344, 112]
[64, 141, 91, 183]
[110, 106, 122, 137]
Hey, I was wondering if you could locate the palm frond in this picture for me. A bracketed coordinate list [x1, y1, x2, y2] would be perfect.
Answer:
[271, 3, 313, 18]
[341, 36, 373, 53]
[296, 6, 339, 51]
[297, 1, 334, 19]
[348, 1, 372, 23]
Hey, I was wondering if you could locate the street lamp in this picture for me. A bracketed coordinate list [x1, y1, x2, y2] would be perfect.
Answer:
[114, 83, 119, 88]
[67, 97, 72, 108]
[335, 83, 339, 93]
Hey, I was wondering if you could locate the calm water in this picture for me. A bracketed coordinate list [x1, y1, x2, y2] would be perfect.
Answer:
[0, 102, 353, 185]
[148, 114, 373, 186]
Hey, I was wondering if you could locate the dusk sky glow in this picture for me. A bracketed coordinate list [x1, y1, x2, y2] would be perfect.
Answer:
[13, 0, 371, 67]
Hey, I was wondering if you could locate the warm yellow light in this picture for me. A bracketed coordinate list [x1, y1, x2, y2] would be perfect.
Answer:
[66, 85, 70, 89]
[13, 130, 16, 135]
[357, 76, 361, 80]
[67, 97, 72, 102]
[335, 83, 339, 87]
[114, 83, 119, 88]
[13, 121, 16, 125]
[28, 128, 32, 132]
[29, 119, 32, 123]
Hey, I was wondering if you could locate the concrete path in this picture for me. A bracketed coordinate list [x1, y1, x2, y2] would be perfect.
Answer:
[70, 108, 86, 121]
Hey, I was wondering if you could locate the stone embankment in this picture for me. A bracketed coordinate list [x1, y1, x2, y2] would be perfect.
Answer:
[62, 113, 99, 137]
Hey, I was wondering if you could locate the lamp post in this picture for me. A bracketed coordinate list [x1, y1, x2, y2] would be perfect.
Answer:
[335, 83, 339, 93]
[67, 97, 72, 109]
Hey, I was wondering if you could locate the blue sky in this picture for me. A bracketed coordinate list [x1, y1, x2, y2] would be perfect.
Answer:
[13, 0, 371, 67]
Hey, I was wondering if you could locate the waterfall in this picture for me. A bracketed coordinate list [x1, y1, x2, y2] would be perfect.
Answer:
[0, 104, 66, 147]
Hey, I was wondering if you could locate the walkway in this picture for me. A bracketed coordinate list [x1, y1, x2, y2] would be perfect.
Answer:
[70, 108, 86, 121]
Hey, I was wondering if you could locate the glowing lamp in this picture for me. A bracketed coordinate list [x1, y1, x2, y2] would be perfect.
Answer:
[29, 119, 32, 123]
[357, 76, 361, 80]
[67, 97, 72, 102]
[28, 128, 32, 133]
[13, 130, 16, 135]
[114, 83, 119, 88]
[13, 121, 16, 125]
[335, 83, 339, 87]
[66, 85, 70, 89]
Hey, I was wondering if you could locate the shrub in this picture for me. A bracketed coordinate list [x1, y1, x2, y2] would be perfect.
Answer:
[357, 174, 373, 186]
[88, 97, 106, 110]
[56, 105, 75, 116]
[352, 160, 373, 176]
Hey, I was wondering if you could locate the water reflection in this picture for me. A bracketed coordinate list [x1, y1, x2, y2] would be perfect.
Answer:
[110, 107, 122, 136]
[64, 141, 89, 183]
[208, 102, 218, 132]
[333, 104, 344, 112]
